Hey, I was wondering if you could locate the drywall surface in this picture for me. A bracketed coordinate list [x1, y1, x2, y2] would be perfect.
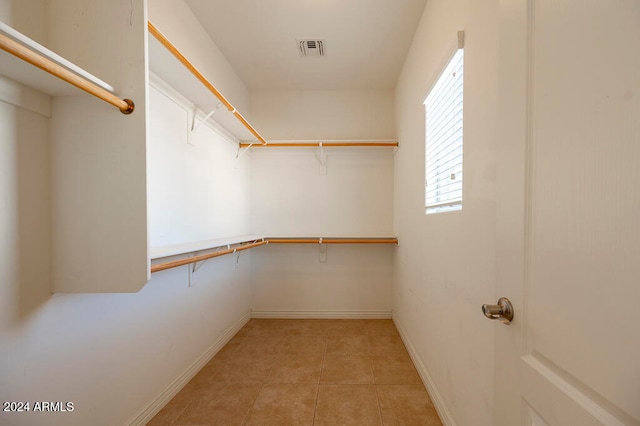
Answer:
[393, 0, 499, 423]
[0, 86, 253, 426]
[0, 0, 47, 44]
[148, 83, 251, 246]
[0, 25, 253, 426]
[149, 0, 250, 114]
[245, 30, 398, 318]
[250, 147, 394, 237]
[251, 243, 393, 317]
[250, 89, 396, 141]
[0, 82, 51, 335]
[249, 145, 395, 316]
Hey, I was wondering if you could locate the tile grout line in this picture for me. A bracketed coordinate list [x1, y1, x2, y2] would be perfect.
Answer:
[167, 400, 190, 426]
[374, 380, 385, 426]
[371, 334, 385, 425]
[237, 331, 260, 426]
[173, 331, 251, 426]
[313, 333, 328, 425]
[240, 382, 266, 425]
[240, 330, 284, 426]
[152, 319, 436, 425]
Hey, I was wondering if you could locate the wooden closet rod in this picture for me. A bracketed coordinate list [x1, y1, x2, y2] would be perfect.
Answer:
[267, 237, 398, 244]
[0, 32, 134, 114]
[239, 141, 399, 148]
[151, 240, 268, 273]
[148, 21, 267, 145]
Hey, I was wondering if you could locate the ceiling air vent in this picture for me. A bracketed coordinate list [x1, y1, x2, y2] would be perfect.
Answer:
[297, 39, 325, 57]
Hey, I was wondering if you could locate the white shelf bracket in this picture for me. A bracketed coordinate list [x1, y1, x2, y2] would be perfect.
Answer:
[191, 103, 222, 132]
[188, 254, 197, 286]
[191, 244, 229, 274]
[186, 107, 195, 146]
[319, 238, 327, 263]
[192, 251, 208, 273]
[315, 142, 328, 175]
[236, 142, 254, 160]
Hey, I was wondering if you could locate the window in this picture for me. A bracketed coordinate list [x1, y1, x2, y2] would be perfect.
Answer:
[424, 37, 464, 214]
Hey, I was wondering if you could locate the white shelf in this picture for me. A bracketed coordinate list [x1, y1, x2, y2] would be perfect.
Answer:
[150, 235, 266, 259]
[148, 34, 257, 143]
[265, 234, 398, 238]
[0, 21, 114, 97]
[265, 236, 399, 244]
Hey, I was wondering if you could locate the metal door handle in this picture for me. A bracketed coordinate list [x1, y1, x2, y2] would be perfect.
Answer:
[482, 297, 514, 325]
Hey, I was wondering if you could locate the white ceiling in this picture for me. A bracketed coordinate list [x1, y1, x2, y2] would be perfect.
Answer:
[185, 0, 428, 91]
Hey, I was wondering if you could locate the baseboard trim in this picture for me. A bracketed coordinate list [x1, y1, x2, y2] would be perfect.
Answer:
[393, 314, 457, 426]
[127, 310, 251, 426]
[251, 309, 392, 319]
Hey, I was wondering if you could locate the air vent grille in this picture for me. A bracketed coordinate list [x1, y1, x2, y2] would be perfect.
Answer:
[297, 39, 325, 57]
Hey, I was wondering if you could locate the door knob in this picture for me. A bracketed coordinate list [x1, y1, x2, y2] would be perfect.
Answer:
[482, 297, 514, 325]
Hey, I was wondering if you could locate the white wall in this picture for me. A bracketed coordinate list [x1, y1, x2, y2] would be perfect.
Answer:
[1, 0, 503, 423]
[250, 147, 395, 317]
[149, 0, 250, 115]
[148, 81, 251, 246]
[251, 243, 393, 317]
[0, 0, 46, 43]
[0, 80, 51, 332]
[250, 148, 394, 237]
[249, 88, 396, 317]
[0, 0, 254, 424]
[251, 89, 396, 140]
[393, 0, 499, 424]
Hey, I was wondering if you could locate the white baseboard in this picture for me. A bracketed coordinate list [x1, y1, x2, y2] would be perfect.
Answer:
[127, 311, 251, 426]
[251, 309, 392, 319]
[393, 314, 457, 426]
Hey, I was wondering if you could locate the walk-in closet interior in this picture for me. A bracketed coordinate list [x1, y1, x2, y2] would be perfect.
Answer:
[2, 0, 639, 425]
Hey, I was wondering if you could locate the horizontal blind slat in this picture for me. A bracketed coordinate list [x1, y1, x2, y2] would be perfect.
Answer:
[425, 48, 464, 211]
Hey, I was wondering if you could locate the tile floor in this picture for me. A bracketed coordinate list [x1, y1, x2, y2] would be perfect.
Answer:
[149, 319, 442, 425]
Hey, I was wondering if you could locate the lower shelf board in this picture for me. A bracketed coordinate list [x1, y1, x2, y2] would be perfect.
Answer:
[266, 237, 398, 244]
[149, 236, 398, 274]
[150, 238, 267, 273]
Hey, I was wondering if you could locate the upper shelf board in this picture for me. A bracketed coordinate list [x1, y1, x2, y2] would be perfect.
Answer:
[148, 33, 257, 143]
[150, 235, 266, 260]
[0, 21, 114, 97]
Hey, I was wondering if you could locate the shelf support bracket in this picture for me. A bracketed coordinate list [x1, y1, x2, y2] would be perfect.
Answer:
[191, 103, 222, 132]
[236, 142, 254, 160]
[319, 238, 327, 263]
[188, 254, 197, 286]
[192, 251, 208, 273]
[315, 142, 327, 175]
[191, 244, 231, 274]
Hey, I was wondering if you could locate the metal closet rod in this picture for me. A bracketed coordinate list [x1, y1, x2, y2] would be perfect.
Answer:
[0, 32, 134, 114]
[239, 141, 399, 148]
[151, 240, 268, 273]
[147, 21, 267, 145]
[266, 237, 398, 244]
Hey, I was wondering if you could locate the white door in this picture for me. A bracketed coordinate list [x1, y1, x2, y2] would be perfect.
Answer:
[494, 0, 640, 425]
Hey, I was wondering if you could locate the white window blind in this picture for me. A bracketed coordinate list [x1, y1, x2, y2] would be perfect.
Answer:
[424, 47, 464, 214]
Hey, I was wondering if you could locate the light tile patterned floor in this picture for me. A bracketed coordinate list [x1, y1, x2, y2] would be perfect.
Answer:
[149, 319, 442, 425]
